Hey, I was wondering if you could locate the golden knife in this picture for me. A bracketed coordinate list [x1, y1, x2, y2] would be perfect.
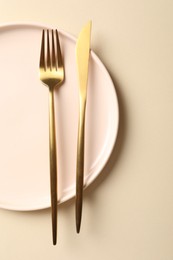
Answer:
[75, 21, 92, 233]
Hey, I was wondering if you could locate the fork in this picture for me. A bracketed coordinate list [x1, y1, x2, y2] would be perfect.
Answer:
[39, 29, 64, 245]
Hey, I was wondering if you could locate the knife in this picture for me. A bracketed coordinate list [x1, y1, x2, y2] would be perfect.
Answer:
[75, 21, 92, 233]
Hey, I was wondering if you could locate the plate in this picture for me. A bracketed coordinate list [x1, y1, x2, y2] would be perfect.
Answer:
[0, 23, 119, 210]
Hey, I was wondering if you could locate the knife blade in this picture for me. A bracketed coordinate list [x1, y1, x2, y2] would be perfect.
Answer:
[75, 21, 92, 233]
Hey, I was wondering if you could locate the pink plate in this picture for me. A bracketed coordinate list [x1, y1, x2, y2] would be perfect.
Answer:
[0, 23, 119, 210]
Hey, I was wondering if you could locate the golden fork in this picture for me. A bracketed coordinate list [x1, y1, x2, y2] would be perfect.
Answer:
[39, 29, 64, 245]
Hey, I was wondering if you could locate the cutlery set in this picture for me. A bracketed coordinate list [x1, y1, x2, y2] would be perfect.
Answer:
[39, 21, 92, 244]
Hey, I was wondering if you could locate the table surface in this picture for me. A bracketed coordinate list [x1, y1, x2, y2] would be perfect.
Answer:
[0, 0, 173, 259]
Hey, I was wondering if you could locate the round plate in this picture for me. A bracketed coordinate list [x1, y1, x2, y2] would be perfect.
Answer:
[0, 23, 119, 210]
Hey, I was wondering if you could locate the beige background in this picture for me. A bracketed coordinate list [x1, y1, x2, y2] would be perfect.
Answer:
[0, 0, 173, 259]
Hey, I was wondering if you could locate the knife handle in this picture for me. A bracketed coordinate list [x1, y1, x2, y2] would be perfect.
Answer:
[76, 100, 86, 233]
[49, 86, 57, 245]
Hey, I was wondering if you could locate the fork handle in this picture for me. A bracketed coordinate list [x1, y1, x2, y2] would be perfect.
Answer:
[76, 99, 86, 233]
[49, 86, 57, 245]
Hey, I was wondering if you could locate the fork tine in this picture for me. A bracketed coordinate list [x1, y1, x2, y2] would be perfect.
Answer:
[52, 30, 57, 70]
[47, 30, 51, 70]
[40, 30, 46, 70]
[56, 30, 63, 68]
